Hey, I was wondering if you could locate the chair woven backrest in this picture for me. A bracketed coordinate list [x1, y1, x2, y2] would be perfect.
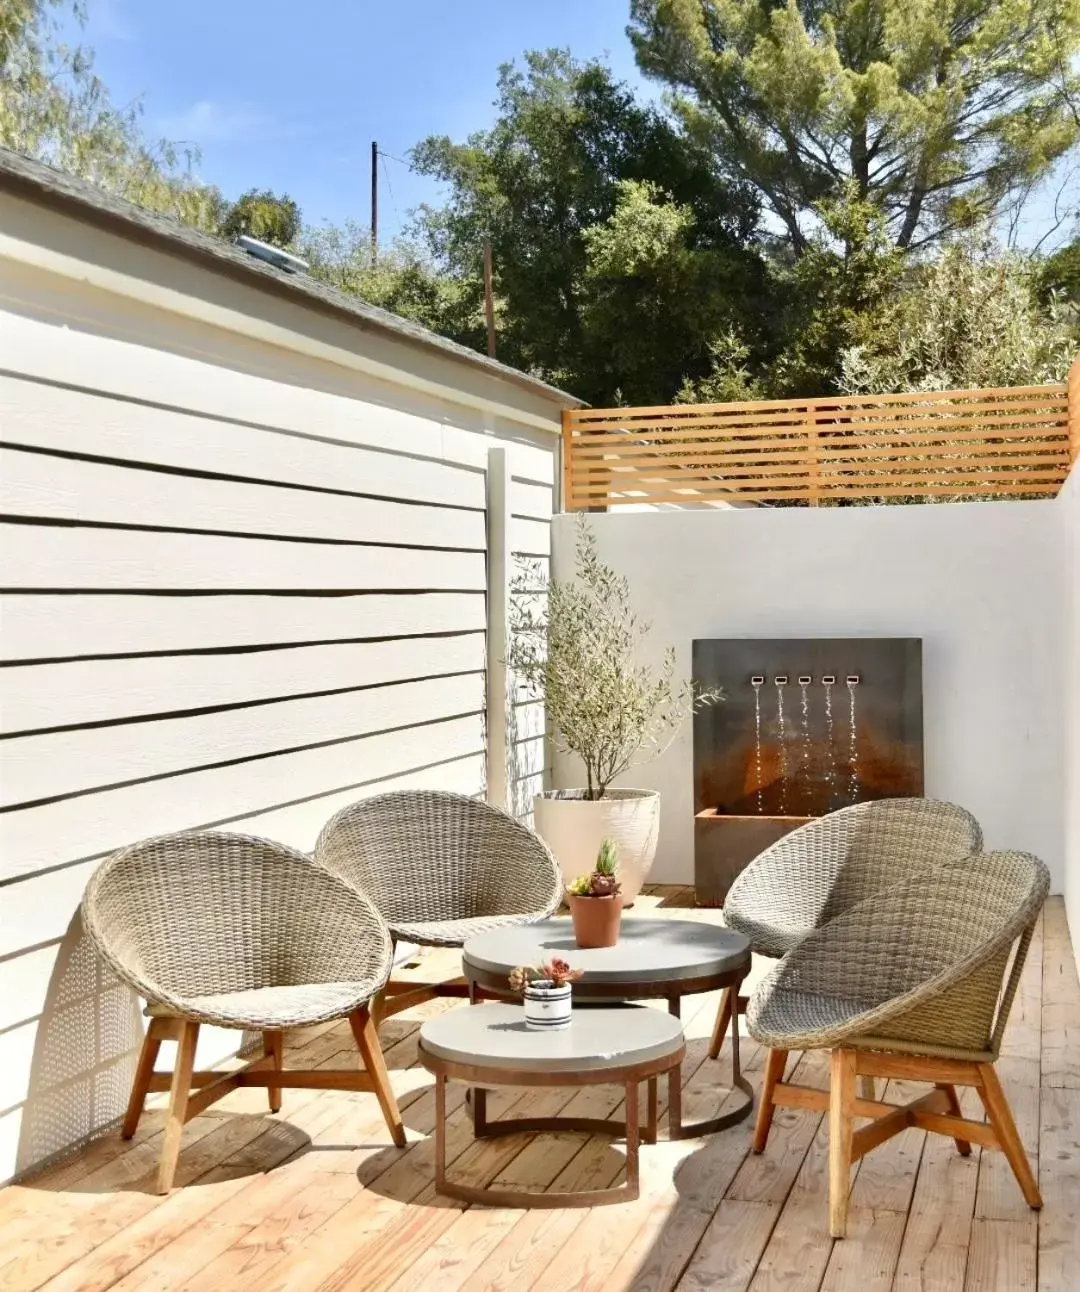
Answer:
[725, 798, 983, 955]
[82, 831, 393, 1004]
[765, 850, 1049, 1057]
[315, 790, 562, 925]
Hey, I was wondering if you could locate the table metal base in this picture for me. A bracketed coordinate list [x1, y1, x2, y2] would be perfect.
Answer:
[664, 983, 754, 1138]
[433, 1068, 668, 1207]
[466, 972, 755, 1140]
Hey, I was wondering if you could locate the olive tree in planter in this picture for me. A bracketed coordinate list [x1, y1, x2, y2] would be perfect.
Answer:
[509, 516, 721, 903]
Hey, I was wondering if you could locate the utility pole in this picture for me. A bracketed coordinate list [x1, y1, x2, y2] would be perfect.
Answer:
[370, 140, 378, 265]
[483, 238, 496, 359]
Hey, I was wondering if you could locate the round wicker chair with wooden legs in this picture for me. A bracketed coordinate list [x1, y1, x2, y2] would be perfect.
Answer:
[82, 831, 406, 1195]
[708, 798, 983, 1070]
[315, 791, 563, 1022]
[746, 850, 1049, 1238]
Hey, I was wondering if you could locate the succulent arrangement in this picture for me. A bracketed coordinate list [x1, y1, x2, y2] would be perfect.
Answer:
[508, 957, 584, 993]
[567, 837, 621, 898]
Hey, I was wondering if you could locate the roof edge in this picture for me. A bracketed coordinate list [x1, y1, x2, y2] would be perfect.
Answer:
[0, 148, 585, 413]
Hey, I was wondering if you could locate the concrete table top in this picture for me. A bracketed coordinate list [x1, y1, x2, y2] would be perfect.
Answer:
[418, 1003, 684, 1074]
[462, 918, 750, 986]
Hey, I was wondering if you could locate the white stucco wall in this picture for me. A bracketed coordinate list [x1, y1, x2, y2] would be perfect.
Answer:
[551, 497, 1068, 891]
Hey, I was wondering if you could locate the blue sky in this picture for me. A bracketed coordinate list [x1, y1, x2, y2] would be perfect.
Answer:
[73, 0, 650, 241]
[72, 0, 1068, 248]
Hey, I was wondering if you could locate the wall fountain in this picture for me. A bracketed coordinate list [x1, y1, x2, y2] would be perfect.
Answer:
[692, 638, 923, 905]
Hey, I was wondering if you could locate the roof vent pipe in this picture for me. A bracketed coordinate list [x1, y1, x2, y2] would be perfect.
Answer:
[236, 235, 309, 275]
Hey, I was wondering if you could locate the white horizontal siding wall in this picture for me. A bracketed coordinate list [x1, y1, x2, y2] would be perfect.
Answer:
[0, 277, 558, 1181]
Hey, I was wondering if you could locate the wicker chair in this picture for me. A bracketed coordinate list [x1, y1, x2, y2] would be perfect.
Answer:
[709, 798, 983, 1060]
[82, 831, 406, 1194]
[746, 850, 1049, 1238]
[315, 790, 563, 1019]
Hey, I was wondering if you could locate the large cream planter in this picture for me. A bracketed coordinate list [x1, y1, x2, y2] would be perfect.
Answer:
[533, 789, 661, 906]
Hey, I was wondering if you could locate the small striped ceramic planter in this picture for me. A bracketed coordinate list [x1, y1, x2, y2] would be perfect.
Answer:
[523, 980, 572, 1031]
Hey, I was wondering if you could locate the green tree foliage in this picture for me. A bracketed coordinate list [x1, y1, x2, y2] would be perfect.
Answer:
[839, 233, 1075, 392]
[410, 49, 770, 404]
[220, 188, 301, 247]
[629, 0, 1080, 253]
[770, 189, 904, 393]
[1, 0, 225, 230]
[577, 178, 768, 403]
[301, 221, 487, 347]
[1039, 232, 1080, 309]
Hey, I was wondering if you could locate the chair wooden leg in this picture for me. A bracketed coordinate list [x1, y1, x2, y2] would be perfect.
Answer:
[859, 1075, 877, 1102]
[752, 1047, 789, 1154]
[156, 1020, 199, 1195]
[938, 1083, 972, 1156]
[121, 1019, 165, 1139]
[708, 986, 734, 1061]
[829, 1048, 857, 1238]
[349, 1006, 406, 1147]
[263, 1030, 284, 1113]
[977, 1063, 1042, 1208]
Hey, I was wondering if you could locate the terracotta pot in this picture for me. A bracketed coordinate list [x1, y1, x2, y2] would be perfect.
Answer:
[533, 789, 661, 906]
[567, 893, 622, 949]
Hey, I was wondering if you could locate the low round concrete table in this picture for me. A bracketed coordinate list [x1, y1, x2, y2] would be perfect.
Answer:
[462, 918, 753, 1138]
[418, 1003, 684, 1207]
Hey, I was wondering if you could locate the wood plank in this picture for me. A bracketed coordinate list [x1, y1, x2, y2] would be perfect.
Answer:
[892, 1092, 981, 1292]
[0, 374, 488, 510]
[571, 469, 1067, 497]
[676, 1199, 779, 1292]
[0, 1032, 393, 1286]
[456, 1140, 622, 1292]
[0, 592, 485, 662]
[0, 448, 487, 551]
[573, 451, 1068, 478]
[0, 714, 483, 898]
[235, 1085, 578, 1292]
[385, 1082, 627, 1292]
[747, 1049, 853, 1292]
[27, 1005, 457, 1288]
[571, 420, 1069, 453]
[33, 1024, 449, 1292]
[1041, 897, 1080, 1089]
[1, 634, 486, 734]
[819, 1207, 907, 1292]
[964, 1217, 1037, 1291]
[1, 523, 486, 592]
[566, 383, 1067, 421]
[1037, 1086, 1080, 1292]
[1, 673, 485, 809]
[728, 1052, 829, 1205]
[570, 478, 1065, 503]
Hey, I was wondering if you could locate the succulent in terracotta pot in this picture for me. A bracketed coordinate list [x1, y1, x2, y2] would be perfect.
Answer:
[566, 839, 623, 949]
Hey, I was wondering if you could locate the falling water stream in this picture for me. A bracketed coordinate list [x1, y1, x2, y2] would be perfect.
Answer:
[823, 679, 837, 807]
[847, 679, 860, 803]
[775, 679, 789, 814]
[799, 679, 812, 813]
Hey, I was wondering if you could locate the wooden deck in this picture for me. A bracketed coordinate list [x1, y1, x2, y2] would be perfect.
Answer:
[2, 888, 1078, 1292]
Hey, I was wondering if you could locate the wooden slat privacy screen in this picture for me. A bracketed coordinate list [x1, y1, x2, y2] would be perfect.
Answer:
[564, 366, 1079, 509]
